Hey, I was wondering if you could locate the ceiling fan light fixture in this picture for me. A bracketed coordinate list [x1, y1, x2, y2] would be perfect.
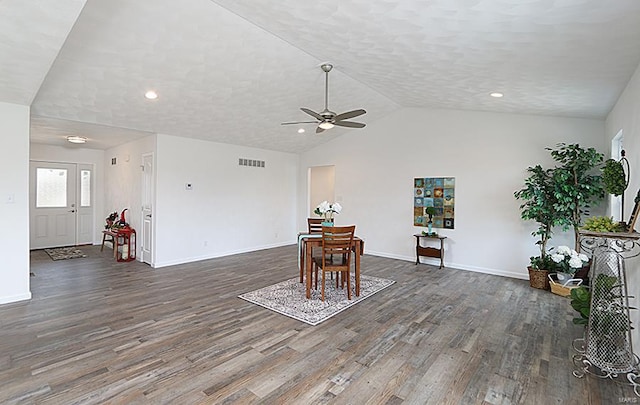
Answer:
[66, 136, 87, 144]
[297, 128, 305, 133]
[490, 92, 504, 98]
[318, 121, 334, 130]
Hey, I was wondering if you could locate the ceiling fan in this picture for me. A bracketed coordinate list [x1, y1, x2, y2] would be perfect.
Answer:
[282, 63, 366, 134]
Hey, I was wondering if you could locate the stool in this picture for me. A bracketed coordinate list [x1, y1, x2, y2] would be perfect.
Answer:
[101, 230, 118, 258]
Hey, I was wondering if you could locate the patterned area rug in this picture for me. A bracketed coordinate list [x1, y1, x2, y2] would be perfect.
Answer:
[44, 247, 87, 261]
[239, 275, 395, 326]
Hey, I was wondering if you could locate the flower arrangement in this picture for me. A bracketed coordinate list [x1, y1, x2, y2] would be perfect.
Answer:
[549, 245, 589, 275]
[314, 200, 342, 222]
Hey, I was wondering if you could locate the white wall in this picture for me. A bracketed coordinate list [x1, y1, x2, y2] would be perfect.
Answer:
[154, 134, 298, 267]
[299, 108, 606, 279]
[0, 102, 31, 304]
[30, 143, 106, 245]
[104, 135, 156, 261]
[606, 62, 640, 349]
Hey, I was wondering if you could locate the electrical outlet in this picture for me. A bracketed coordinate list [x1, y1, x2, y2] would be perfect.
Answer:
[6, 194, 15, 204]
[203, 240, 208, 247]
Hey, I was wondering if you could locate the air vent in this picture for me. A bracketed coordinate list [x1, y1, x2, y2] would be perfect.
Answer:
[238, 158, 265, 168]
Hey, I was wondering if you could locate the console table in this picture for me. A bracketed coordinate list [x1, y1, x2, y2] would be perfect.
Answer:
[101, 228, 136, 262]
[414, 234, 447, 268]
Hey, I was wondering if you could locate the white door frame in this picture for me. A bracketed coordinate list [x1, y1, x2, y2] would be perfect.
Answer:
[30, 161, 94, 249]
[141, 152, 155, 266]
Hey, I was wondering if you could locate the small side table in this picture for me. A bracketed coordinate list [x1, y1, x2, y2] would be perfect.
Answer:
[414, 234, 447, 268]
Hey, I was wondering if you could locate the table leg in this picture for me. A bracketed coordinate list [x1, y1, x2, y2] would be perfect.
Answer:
[299, 242, 305, 283]
[355, 240, 361, 297]
[305, 240, 312, 299]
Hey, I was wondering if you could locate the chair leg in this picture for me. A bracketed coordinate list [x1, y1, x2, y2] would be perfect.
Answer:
[321, 269, 326, 301]
[313, 262, 318, 290]
[346, 270, 351, 300]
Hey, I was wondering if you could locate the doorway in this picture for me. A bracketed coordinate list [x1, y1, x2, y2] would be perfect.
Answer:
[309, 165, 335, 215]
[141, 153, 154, 265]
[29, 161, 94, 249]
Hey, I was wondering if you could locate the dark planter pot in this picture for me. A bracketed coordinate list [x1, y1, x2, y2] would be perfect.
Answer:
[573, 261, 591, 285]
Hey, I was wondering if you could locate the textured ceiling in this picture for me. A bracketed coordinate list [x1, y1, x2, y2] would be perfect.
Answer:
[2, 0, 640, 152]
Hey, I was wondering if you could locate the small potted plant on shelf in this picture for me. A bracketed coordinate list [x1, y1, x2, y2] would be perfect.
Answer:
[424, 206, 437, 236]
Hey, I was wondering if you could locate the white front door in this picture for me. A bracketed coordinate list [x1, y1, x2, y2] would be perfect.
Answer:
[30, 162, 77, 249]
[141, 153, 154, 265]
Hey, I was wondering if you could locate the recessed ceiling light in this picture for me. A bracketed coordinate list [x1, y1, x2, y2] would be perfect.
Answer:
[66, 136, 87, 144]
[297, 128, 305, 134]
[490, 92, 504, 98]
[144, 90, 158, 100]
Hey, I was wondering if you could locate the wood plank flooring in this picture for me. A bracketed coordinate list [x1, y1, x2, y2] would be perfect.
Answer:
[0, 245, 635, 404]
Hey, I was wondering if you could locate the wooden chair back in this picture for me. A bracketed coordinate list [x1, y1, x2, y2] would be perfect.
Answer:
[320, 225, 355, 268]
[307, 217, 324, 234]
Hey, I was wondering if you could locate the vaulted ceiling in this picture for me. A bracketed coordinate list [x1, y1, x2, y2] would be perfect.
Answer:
[2, 0, 640, 153]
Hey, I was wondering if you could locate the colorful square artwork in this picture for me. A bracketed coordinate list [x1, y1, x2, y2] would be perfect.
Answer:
[413, 177, 455, 229]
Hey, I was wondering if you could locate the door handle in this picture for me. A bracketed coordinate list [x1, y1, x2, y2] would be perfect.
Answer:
[69, 210, 76, 213]
[146, 214, 152, 218]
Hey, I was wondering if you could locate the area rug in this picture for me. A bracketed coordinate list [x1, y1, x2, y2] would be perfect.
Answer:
[44, 247, 87, 261]
[239, 275, 395, 326]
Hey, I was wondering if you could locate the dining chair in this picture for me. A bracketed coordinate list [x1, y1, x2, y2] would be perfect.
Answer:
[307, 217, 324, 234]
[312, 225, 355, 301]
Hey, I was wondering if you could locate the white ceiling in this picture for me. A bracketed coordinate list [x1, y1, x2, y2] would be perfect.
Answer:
[2, 0, 640, 153]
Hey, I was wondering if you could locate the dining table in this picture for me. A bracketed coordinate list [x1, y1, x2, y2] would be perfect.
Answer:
[298, 234, 364, 299]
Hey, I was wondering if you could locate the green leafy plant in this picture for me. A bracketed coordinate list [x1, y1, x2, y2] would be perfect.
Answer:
[582, 216, 626, 233]
[514, 165, 563, 267]
[570, 274, 631, 335]
[602, 159, 626, 196]
[548, 143, 605, 250]
[570, 286, 591, 325]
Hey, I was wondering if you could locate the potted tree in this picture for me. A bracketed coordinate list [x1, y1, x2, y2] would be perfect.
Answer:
[514, 164, 563, 289]
[548, 143, 605, 251]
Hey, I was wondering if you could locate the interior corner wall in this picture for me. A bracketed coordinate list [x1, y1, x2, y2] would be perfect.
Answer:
[606, 61, 640, 351]
[104, 135, 156, 261]
[153, 134, 298, 268]
[0, 102, 31, 304]
[298, 107, 606, 279]
[30, 143, 106, 245]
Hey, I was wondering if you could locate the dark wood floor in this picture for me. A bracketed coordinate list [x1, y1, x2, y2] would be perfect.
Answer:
[0, 245, 634, 404]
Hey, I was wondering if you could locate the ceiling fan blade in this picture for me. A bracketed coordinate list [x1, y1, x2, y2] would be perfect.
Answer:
[301, 108, 323, 120]
[334, 109, 366, 122]
[333, 121, 366, 129]
[281, 121, 318, 125]
[316, 126, 325, 134]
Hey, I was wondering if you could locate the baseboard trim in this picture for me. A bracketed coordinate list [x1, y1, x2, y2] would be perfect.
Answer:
[365, 250, 528, 280]
[153, 240, 296, 268]
[0, 292, 32, 305]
